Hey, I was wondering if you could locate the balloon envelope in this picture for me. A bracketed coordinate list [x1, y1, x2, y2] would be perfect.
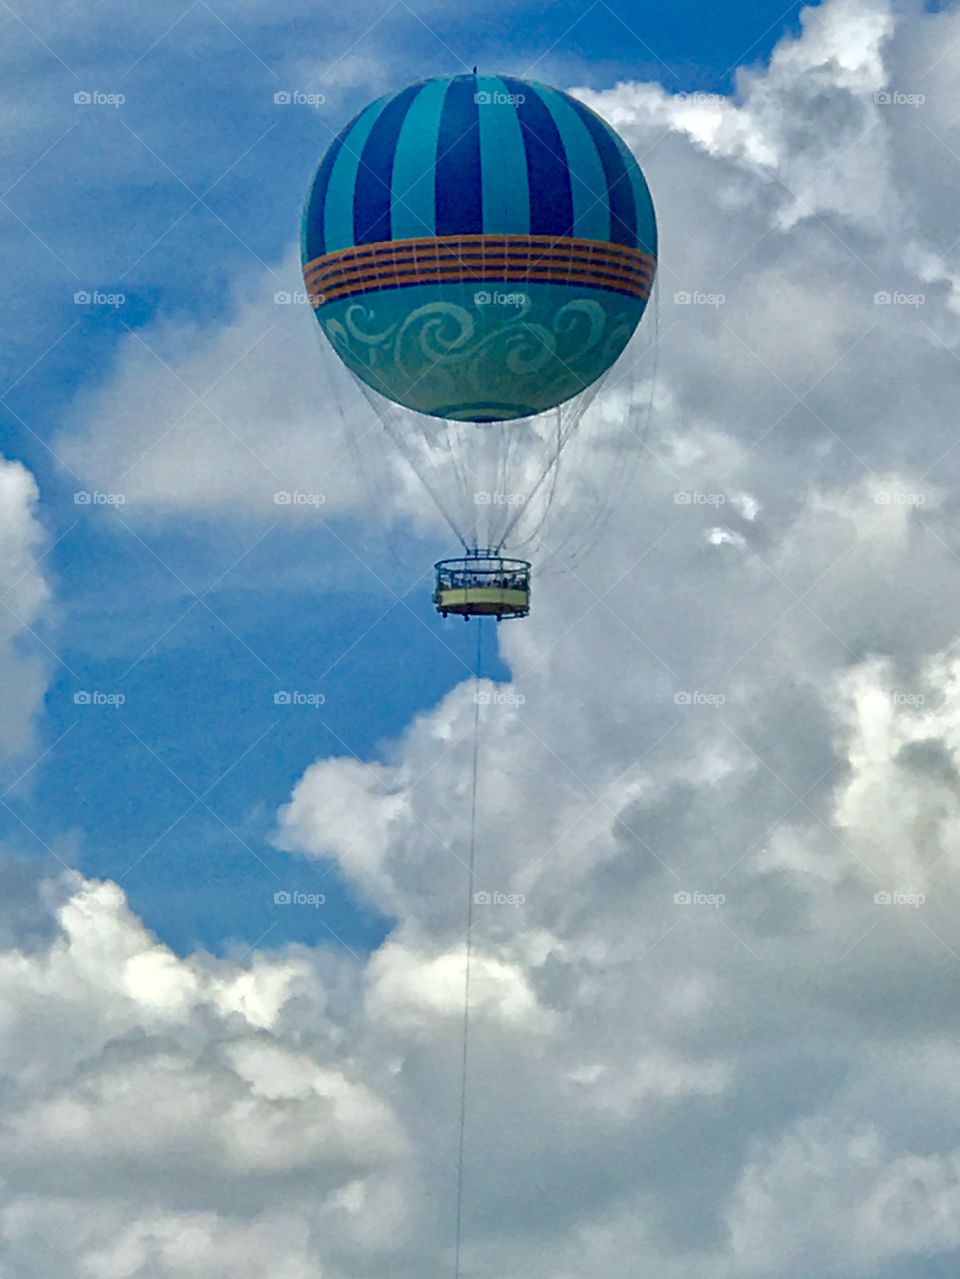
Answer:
[302, 74, 657, 422]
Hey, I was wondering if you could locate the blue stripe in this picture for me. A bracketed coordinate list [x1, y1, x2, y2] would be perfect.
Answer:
[390, 78, 449, 241]
[435, 75, 483, 236]
[308, 74, 655, 260]
[476, 76, 529, 235]
[500, 77, 574, 238]
[612, 132, 657, 256]
[565, 95, 637, 247]
[354, 83, 422, 245]
[531, 82, 609, 243]
[322, 97, 388, 253]
[301, 109, 363, 261]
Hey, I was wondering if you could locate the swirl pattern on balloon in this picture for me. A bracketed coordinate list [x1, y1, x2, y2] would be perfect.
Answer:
[317, 284, 643, 421]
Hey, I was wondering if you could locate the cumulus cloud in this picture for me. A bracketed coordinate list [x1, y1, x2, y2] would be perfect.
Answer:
[0, 875, 411, 1278]
[0, 457, 52, 761]
[7, 0, 960, 1275]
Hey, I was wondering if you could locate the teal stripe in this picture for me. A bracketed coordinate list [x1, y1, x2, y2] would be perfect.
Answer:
[476, 75, 529, 235]
[632, 161, 658, 257]
[323, 95, 390, 253]
[532, 83, 610, 242]
[390, 78, 447, 241]
[612, 132, 657, 256]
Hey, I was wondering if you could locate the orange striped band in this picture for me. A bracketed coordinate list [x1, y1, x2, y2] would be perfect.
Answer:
[303, 234, 656, 308]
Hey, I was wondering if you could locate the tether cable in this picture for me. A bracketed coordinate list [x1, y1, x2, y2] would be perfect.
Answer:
[454, 617, 484, 1278]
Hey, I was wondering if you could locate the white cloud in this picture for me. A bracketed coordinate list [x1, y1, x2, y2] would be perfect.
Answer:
[0, 457, 52, 761]
[0, 873, 412, 1276]
[730, 1117, 960, 1272]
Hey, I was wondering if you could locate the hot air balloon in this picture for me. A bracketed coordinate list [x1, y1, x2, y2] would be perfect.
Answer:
[302, 72, 657, 619]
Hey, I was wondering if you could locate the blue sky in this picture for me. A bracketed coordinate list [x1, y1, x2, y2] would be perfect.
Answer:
[0, 0, 810, 957]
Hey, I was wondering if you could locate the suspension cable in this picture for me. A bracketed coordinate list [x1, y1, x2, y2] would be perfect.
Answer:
[454, 617, 484, 1279]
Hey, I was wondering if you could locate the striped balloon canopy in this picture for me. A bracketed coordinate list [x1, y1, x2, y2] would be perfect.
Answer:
[302, 74, 657, 423]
